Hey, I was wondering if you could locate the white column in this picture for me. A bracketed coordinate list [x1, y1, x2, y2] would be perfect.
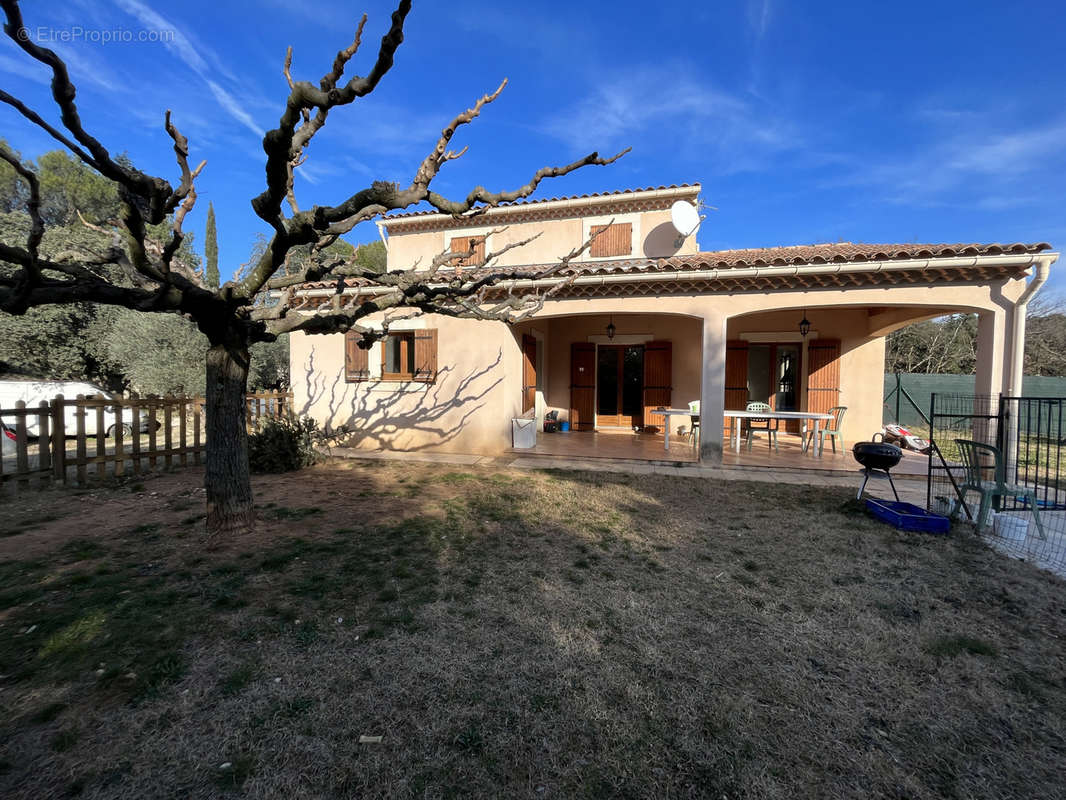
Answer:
[699, 311, 727, 464]
[974, 309, 1007, 400]
[973, 309, 1007, 445]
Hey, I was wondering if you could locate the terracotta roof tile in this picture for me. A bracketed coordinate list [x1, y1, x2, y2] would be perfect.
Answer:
[295, 241, 1051, 291]
[381, 184, 699, 222]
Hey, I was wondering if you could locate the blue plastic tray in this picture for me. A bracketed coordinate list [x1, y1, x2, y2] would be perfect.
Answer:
[864, 498, 951, 533]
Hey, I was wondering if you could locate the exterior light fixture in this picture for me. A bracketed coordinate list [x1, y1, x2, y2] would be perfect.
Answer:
[799, 310, 811, 337]
[606, 315, 616, 340]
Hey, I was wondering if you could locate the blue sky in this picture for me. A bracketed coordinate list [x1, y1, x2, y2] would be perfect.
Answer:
[2, 1, 1064, 287]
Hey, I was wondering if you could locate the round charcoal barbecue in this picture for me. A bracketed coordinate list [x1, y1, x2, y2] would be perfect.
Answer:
[853, 439, 903, 500]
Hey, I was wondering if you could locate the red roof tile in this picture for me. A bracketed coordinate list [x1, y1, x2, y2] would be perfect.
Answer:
[381, 184, 699, 223]
[295, 241, 1051, 291]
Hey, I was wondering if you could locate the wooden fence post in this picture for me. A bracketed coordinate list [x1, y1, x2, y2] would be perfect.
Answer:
[164, 394, 173, 469]
[114, 393, 125, 479]
[51, 394, 66, 485]
[37, 401, 51, 486]
[94, 397, 106, 479]
[75, 394, 87, 487]
[14, 400, 29, 490]
[130, 391, 141, 476]
[179, 394, 188, 467]
[148, 395, 158, 469]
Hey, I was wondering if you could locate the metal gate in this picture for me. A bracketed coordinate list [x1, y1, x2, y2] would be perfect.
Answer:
[928, 393, 1066, 511]
[928, 393, 1066, 575]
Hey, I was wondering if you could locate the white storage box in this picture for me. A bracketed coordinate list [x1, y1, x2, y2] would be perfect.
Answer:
[511, 418, 536, 449]
[994, 513, 1029, 541]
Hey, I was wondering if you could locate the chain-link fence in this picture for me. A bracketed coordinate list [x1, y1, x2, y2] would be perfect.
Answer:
[928, 393, 1066, 577]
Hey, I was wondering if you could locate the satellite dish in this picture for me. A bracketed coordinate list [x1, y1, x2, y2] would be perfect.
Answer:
[670, 200, 703, 247]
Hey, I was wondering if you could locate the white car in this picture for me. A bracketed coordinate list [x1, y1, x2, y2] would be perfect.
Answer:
[0, 379, 156, 438]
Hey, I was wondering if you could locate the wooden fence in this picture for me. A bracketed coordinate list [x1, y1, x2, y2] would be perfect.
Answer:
[0, 390, 293, 490]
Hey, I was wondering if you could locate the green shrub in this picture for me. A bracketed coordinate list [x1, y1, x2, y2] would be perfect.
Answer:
[247, 416, 320, 474]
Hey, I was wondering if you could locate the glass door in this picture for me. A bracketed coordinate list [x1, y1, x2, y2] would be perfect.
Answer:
[596, 345, 644, 427]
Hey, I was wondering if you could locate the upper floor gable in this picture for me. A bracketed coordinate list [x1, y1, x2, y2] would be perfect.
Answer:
[379, 184, 701, 272]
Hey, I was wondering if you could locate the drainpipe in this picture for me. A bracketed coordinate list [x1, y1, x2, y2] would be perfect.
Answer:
[1009, 254, 1056, 398]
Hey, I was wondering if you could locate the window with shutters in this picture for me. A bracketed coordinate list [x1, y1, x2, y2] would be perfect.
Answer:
[379, 329, 438, 383]
[449, 235, 486, 268]
[381, 332, 416, 380]
[590, 222, 632, 258]
[344, 330, 370, 382]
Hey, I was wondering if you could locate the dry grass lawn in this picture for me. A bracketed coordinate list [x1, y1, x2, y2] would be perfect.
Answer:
[0, 460, 1064, 799]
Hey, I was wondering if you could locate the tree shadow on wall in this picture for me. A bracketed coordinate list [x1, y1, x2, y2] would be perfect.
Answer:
[299, 348, 504, 451]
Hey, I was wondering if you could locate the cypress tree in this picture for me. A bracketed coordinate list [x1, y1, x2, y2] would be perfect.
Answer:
[205, 202, 219, 289]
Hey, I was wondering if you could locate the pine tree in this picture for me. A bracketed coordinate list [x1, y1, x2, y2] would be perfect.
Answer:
[205, 201, 219, 289]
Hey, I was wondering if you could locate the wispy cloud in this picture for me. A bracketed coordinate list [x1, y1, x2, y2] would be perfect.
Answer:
[541, 64, 798, 173]
[113, 0, 262, 138]
[825, 115, 1066, 208]
[0, 51, 49, 85]
[748, 0, 772, 40]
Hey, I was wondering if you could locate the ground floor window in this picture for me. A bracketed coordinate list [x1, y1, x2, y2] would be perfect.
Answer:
[382, 332, 416, 380]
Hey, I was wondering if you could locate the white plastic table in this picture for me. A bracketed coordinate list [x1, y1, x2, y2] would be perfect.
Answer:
[647, 408, 695, 450]
[724, 410, 835, 456]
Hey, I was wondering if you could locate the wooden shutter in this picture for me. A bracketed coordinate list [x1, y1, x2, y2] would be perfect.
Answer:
[569, 343, 596, 430]
[723, 340, 749, 438]
[344, 330, 369, 382]
[522, 334, 537, 413]
[642, 341, 672, 430]
[590, 223, 633, 258]
[451, 235, 485, 268]
[412, 329, 438, 383]
[806, 339, 841, 414]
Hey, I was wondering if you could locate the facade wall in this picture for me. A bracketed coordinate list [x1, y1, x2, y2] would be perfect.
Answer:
[538, 313, 703, 424]
[385, 208, 697, 271]
[292, 245, 1031, 458]
[290, 314, 523, 455]
[727, 307, 888, 443]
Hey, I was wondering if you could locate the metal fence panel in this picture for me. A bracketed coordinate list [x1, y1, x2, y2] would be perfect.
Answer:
[885, 373, 1066, 428]
[928, 392, 1066, 577]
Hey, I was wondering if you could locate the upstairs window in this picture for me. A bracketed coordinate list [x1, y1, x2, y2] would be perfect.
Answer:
[590, 222, 633, 258]
[449, 235, 486, 268]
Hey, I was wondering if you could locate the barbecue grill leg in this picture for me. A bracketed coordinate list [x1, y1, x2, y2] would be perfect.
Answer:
[857, 470, 870, 500]
[885, 470, 900, 502]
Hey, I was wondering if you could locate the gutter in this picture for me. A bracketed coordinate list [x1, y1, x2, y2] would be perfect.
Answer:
[294, 252, 1055, 299]
[1009, 253, 1058, 397]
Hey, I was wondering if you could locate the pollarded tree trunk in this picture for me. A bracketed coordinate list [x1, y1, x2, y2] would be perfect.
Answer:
[205, 342, 254, 535]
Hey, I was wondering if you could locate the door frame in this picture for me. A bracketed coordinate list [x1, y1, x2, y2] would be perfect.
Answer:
[745, 340, 804, 433]
[594, 343, 645, 429]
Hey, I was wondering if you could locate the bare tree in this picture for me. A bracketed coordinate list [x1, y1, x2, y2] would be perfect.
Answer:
[0, 1, 626, 534]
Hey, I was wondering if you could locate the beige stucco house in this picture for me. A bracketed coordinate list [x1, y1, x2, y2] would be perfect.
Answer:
[289, 184, 1057, 463]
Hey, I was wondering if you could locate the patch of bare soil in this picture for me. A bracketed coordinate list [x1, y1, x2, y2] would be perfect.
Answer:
[0, 460, 1064, 799]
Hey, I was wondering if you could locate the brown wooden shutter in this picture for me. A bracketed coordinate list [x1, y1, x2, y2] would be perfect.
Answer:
[521, 334, 537, 413]
[806, 339, 841, 414]
[642, 340, 672, 429]
[344, 330, 369, 382]
[590, 223, 633, 257]
[723, 340, 749, 438]
[569, 342, 596, 430]
[452, 235, 486, 267]
[412, 329, 438, 383]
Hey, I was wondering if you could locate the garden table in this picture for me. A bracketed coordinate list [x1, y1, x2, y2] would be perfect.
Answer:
[647, 408, 695, 451]
[723, 410, 836, 456]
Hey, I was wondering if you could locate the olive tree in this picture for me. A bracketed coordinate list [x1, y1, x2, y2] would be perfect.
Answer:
[0, 0, 624, 534]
